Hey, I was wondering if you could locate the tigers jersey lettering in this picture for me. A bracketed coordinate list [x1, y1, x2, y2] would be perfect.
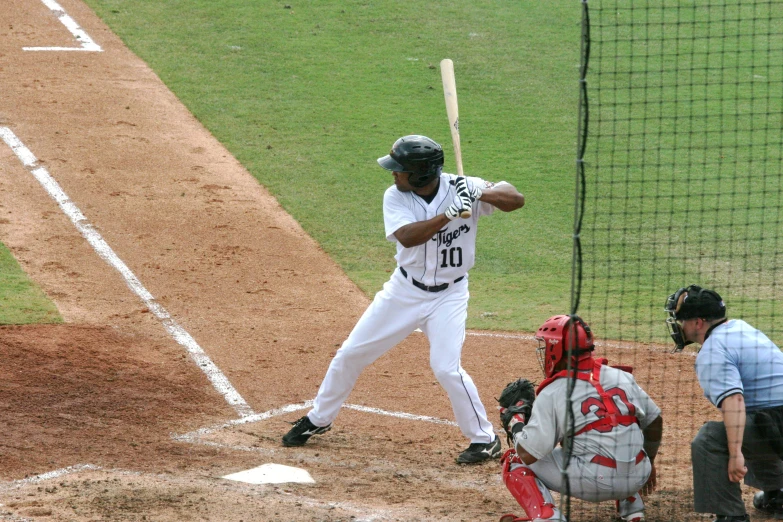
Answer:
[384, 173, 499, 287]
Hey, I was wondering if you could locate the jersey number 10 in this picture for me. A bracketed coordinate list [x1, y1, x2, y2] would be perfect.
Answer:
[440, 247, 463, 268]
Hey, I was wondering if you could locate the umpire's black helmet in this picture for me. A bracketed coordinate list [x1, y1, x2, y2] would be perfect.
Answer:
[377, 135, 444, 188]
[664, 284, 726, 352]
[667, 285, 726, 321]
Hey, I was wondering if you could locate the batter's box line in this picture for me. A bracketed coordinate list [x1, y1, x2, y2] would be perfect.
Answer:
[23, 0, 102, 52]
[0, 465, 159, 493]
[172, 400, 458, 443]
[0, 464, 101, 492]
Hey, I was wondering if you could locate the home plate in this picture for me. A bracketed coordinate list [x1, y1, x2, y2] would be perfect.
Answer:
[222, 464, 315, 484]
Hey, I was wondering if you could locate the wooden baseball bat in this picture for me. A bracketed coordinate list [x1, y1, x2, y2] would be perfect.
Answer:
[440, 58, 470, 218]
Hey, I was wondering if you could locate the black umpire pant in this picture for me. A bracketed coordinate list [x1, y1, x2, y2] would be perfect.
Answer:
[691, 405, 783, 516]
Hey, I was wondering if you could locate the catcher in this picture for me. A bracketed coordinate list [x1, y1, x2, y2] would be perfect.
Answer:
[496, 315, 664, 522]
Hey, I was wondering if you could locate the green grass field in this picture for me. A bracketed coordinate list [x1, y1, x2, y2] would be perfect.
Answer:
[0, 243, 61, 324]
[574, 2, 783, 343]
[73, 0, 583, 332]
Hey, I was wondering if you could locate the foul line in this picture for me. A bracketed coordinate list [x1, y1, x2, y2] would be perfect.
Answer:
[23, 0, 102, 52]
[0, 127, 253, 418]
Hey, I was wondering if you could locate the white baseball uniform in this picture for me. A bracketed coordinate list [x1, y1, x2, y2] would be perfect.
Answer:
[308, 172, 502, 443]
[513, 359, 660, 511]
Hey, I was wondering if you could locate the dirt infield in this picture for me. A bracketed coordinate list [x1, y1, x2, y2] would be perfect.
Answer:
[0, 1, 772, 521]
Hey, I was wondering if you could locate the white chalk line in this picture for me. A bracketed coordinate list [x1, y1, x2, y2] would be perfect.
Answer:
[0, 464, 101, 492]
[0, 127, 253, 418]
[344, 402, 458, 425]
[173, 400, 458, 443]
[172, 402, 313, 442]
[23, 0, 102, 52]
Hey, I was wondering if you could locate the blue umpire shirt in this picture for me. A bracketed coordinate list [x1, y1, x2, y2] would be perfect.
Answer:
[695, 319, 783, 411]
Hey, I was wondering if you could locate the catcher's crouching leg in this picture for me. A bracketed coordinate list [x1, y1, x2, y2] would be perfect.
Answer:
[501, 449, 561, 521]
[615, 493, 645, 522]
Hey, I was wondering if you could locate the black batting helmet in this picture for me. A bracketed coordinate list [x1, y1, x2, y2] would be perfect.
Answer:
[377, 135, 444, 188]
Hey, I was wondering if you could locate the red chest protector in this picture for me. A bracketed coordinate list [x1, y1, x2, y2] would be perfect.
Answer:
[536, 357, 639, 436]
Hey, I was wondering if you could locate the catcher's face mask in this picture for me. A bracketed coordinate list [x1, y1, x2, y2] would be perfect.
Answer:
[534, 337, 549, 376]
[665, 287, 692, 353]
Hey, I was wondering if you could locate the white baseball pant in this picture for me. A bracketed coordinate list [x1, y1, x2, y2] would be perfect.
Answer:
[308, 268, 496, 444]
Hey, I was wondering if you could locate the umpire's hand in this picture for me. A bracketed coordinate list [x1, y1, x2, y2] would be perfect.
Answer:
[728, 452, 748, 483]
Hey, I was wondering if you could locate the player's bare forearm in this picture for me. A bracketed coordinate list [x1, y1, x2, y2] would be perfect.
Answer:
[721, 393, 747, 482]
[721, 394, 745, 456]
[478, 183, 525, 212]
[393, 215, 452, 248]
[642, 414, 663, 461]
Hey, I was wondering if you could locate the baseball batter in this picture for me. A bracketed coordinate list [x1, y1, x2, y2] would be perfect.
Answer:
[498, 314, 663, 522]
[282, 134, 525, 464]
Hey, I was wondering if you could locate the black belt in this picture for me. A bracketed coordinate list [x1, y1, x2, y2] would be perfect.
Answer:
[399, 267, 464, 293]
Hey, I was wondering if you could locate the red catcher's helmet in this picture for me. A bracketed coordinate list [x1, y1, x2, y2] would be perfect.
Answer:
[535, 315, 595, 378]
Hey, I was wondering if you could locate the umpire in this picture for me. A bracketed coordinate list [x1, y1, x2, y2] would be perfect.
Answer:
[665, 285, 783, 522]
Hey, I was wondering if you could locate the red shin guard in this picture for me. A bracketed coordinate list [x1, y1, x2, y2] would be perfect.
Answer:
[501, 450, 556, 520]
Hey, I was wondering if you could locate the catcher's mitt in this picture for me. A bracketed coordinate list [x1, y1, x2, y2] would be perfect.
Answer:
[497, 378, 536, 446]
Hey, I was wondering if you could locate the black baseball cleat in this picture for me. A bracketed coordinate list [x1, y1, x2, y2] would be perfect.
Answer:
[455, 436, 501, 464]
[282, 415, 331, 447]
[712, 515, 750, 522]
[754, 490, 783, 518]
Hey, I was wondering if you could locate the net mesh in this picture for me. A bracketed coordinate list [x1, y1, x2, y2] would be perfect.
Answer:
[563, 1, 783, 520]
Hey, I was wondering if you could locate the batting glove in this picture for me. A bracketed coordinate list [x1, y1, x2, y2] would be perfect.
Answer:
[454, 176, 475, 209]
[455, 176, 482, 201]
[444, 203, 462, 221]
[445, 196, 469, 220]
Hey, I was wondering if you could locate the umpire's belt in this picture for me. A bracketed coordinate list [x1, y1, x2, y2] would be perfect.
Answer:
[399, 267, 464, 293]
[590, 450, 646, 469]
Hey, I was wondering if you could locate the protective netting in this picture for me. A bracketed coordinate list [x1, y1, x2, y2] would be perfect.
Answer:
[564, 1, 783, 520]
